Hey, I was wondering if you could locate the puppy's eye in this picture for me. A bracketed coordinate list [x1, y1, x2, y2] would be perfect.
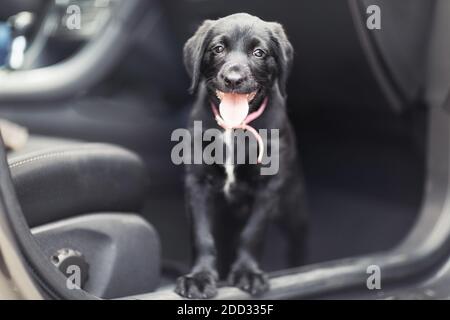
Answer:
[253, 48, 266, 58]
[212, 45, 225, 54]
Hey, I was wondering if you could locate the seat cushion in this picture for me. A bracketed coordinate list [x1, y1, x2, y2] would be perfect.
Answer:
[7, 135, 148, 227]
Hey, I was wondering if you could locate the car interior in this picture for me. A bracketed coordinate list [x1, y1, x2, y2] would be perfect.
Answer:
[1, 0, 450, 300]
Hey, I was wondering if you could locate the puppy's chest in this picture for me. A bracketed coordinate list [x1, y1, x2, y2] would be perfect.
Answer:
[219, 130, 260, 199]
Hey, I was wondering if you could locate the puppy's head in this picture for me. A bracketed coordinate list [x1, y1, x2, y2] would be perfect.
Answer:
[184, 13, 293, 125]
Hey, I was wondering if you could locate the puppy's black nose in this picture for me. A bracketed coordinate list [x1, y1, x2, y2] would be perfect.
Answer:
[223, 71, 247, 89]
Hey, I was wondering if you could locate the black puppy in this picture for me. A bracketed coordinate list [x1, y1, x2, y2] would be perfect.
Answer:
[175, 13, 307, 299]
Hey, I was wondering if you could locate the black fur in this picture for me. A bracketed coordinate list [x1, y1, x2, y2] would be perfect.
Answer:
[175, 13, 307, 299]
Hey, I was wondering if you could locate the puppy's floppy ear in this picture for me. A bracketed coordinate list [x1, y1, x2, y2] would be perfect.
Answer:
[269, 22, 294, 97]
[184, 20, 215, 93]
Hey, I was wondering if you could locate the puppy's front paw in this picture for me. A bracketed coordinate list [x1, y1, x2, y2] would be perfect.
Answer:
[228, 264, 269, 296]
[175, 270, 218, 299]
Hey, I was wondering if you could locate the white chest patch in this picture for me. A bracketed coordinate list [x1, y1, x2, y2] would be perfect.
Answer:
[223, 130, 235, 196]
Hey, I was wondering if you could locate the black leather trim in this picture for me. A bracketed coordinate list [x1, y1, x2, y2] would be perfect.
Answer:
[7, 138, 148, 227]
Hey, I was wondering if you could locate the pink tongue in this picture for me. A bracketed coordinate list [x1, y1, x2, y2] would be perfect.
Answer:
[219, 93, 249, 128]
